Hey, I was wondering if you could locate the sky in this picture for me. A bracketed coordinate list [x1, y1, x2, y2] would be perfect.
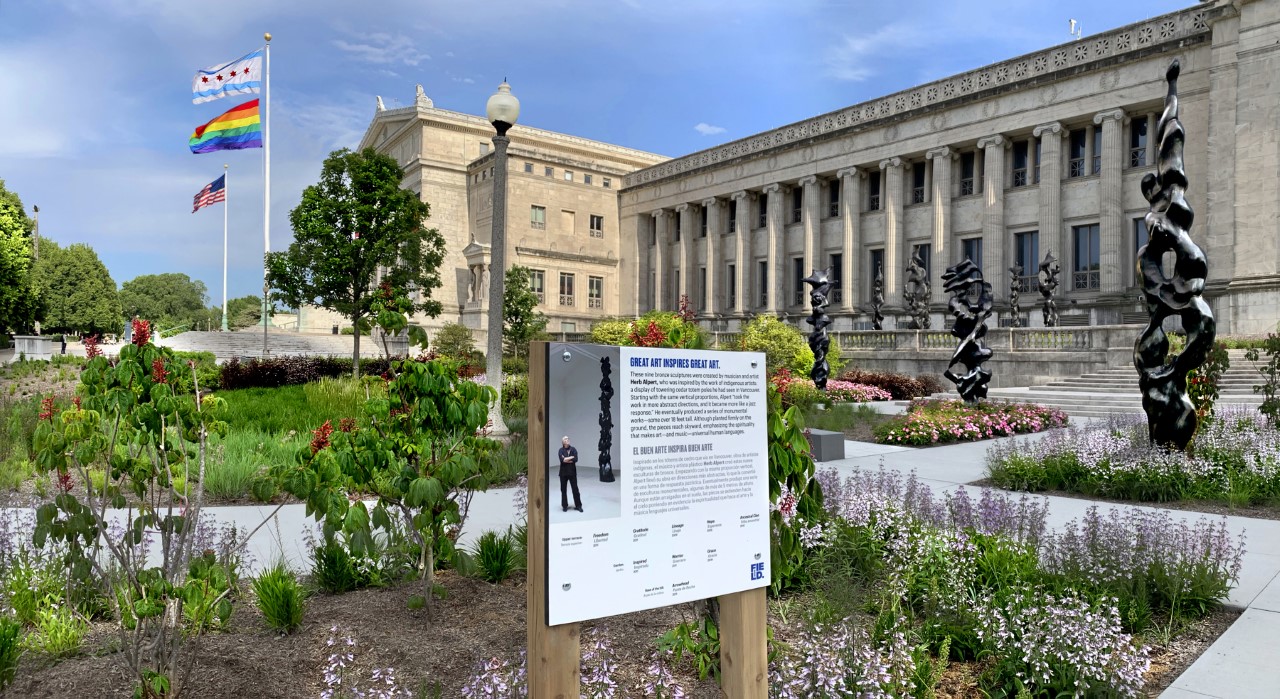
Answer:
[1, 0, 1189, 307]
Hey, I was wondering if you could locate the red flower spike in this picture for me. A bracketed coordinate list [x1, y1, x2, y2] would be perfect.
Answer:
[311, 420, 334, 455]
[151, 358, 168, 384]
[338, 417, 356, 433]
[83, 334, 102, 359]
[131, 318, 151, 347]
[38, 395, 56, 422]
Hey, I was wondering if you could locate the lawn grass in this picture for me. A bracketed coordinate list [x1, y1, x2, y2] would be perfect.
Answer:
[216, 378, 377, 434]
[801, 403, 891, 442]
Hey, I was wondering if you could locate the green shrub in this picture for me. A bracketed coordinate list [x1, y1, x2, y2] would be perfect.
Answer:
[590, 311, 707, 349]
[501, 355, 528, 375]
[502, 374, 528, 414]
[589, 317, 632, 346]
[738, 316, 813, 374]
[432, 322, 476, 359]
[24, 598, 86, 657]
[311, 540, 367, 594]
[0, 615, 18, 690]
[252, 564, 305, 634]
[471, 529, 520, 583]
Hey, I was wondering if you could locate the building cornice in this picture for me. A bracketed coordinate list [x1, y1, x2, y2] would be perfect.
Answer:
[515, 246, 619, 268]
[622, 3, 1217, 190]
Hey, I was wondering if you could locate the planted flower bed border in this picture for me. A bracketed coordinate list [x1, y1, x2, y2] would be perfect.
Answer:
[874, 399, 1068, 446]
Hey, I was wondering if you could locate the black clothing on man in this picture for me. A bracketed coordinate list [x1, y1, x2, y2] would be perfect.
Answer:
[558, 444, 582, 512]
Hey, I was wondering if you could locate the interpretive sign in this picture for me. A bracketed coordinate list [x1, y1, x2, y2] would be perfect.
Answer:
[542, 343, 770, 626]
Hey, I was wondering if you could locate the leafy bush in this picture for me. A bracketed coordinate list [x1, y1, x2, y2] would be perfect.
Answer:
[219, 355, 393, 390]
[339, 326, 369, 336]
[0, 615, 18, 690]
[874, 399, 1067, 445]
[252, 564, 305, 634]
[590, 311, 706, 349]
[471, 529, 520, 583]
[502, 355, 528, 375]
[737, 315, 812, 374]
[432, 322, 476, 359]
[311, 539, 370, 594]
[501, 373, 527, 415]
[837, 368, 941, 400]
[24, 598, 86, 657]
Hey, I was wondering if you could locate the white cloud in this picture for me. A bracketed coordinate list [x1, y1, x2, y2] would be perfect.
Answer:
[331, 32, 430, 66]
[451, 76, 476, 84]
[694, 122, 726, 136]
[825, 23, 923, 82]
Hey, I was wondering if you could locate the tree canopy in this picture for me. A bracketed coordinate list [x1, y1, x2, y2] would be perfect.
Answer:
[0, 178, 38, 333]
[503, 265, 547, 358]
[33, 241, 122, 335]
[267, 147, 446, 375]
[118, 272, 210, 330]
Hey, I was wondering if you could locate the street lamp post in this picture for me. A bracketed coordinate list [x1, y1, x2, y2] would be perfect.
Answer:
[485, 80, 520, 437]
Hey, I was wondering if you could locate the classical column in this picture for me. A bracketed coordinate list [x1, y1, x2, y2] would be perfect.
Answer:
[629, 214, 646, 316]
[652, 209, 666, 311]
[1033, 122, 1064, 288]
[1095, 108, 1125, 293]
[702, 197, 720, 315]
[926, 146, 952, 298]
[1145, 113, 1157, 169]
[732, 191, 749, 315]
[880, 158, 904, 306]
[798, 175, 819, 311]
[836, 167, 861, 313]
[675, 203, 692, 304]
[977, 135, 1006, 303]
[763, 183, 783, 314]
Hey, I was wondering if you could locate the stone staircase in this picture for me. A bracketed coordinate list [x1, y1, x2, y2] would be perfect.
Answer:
[931, 350, 1268, 418]
[156, 330, 386, 363]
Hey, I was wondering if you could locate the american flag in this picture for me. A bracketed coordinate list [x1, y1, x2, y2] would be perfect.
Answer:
[192, 174, 226, 213]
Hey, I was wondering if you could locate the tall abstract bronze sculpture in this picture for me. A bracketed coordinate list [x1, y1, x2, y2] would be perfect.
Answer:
[1039, 251, 1060, 327]
[598, 356, 615, 482]
[1008, 264, 1023, 328]
[870, 263, 885, 330]
[904, 251, 931, 329]
[942, 259, 993, 403]
[1134, 60, 1216, 451]
[803, 267, 835, 390]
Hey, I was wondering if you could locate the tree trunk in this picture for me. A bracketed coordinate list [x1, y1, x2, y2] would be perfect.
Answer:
[352, 313, 361, 378]
[422, 538, 434, 620]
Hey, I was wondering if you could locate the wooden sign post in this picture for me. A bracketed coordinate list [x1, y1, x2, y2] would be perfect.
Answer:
[527, 343, 581, 695]
[526, 341, 768, 697]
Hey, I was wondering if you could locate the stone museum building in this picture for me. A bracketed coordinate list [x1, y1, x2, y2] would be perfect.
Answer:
[299, 86, 666, 336]
[312, 0, 1278, 340]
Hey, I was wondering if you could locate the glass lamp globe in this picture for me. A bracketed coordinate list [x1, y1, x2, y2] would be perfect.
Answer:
[485, 81, 520, 130]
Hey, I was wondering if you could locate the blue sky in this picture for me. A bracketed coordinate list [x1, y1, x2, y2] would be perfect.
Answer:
[1, 0, 1188, 306]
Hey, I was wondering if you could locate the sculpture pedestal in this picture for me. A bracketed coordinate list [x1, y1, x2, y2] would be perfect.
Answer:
[12, 336, 54, 361]
[807, 429, 845, 462]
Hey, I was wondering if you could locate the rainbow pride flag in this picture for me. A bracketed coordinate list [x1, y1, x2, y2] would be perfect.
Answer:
[189, 99, 262, 154]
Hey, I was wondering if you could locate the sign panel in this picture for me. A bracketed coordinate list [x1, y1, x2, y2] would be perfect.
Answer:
[544, 343, 769, 625]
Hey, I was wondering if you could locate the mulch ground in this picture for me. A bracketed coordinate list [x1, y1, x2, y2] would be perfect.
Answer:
[3, 569, 1236, 698]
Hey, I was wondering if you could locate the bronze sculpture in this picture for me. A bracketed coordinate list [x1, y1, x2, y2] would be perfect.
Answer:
[1134, 59, 1216, 451]
[1008, 264, 1023, 328]
[803, 267, 835, 390]
[870, 263, 885, 330]
[1039, 250, 1060, 327]
[904, 251, 931, 329]
[942, 259, 993, 403]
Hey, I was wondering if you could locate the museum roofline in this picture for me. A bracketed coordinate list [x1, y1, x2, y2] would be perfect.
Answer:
[621, 1, 1220, 191]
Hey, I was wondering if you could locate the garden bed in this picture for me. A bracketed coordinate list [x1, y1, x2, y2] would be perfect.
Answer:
[874, 399, 1068, 446]
[986, 408, 1280, 509]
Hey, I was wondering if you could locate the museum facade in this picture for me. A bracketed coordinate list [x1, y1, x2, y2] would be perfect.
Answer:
[318, 0, 1278, 341]
[620, 0, 1280, 334]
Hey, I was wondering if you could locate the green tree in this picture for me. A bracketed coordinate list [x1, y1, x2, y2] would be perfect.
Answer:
[267, 148, 446, 376]
[0, 179, 37, 333]
[432, 322, 475, 359]
[223, 295, 265, 330]
[32, 242, 122, 335]
[502, 265, 547, 358]
[118, 272, 209, 330]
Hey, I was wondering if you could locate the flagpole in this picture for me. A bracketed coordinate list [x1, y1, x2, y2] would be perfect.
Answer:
[222, 164, 230, 332]
[261, 32, 272, 354]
